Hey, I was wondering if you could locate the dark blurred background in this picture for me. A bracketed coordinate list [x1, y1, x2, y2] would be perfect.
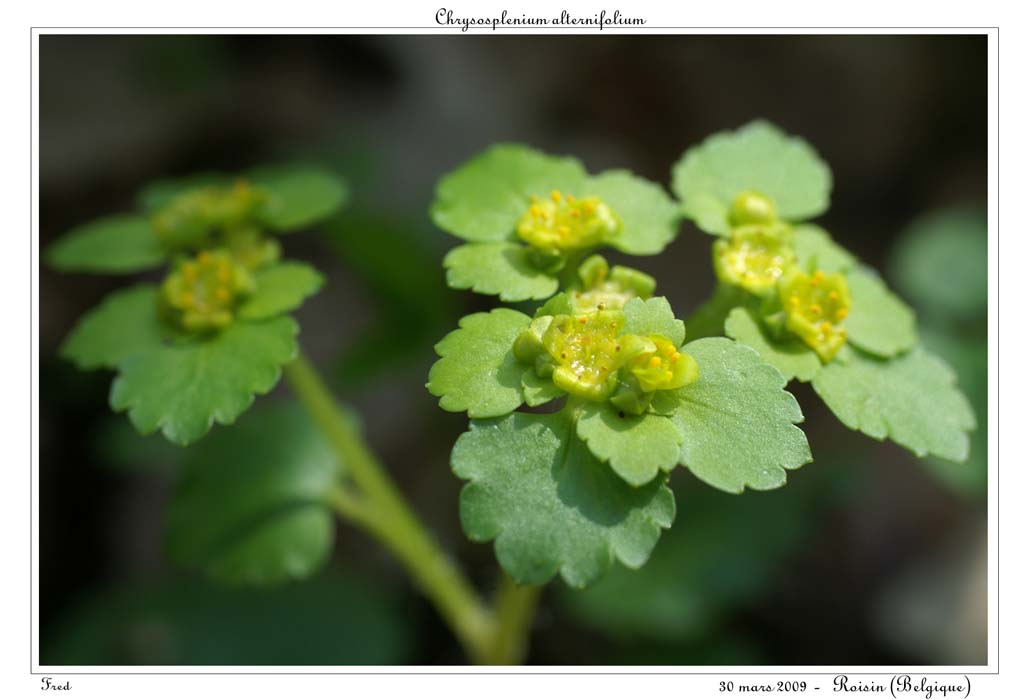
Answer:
[38, 34, 988, 665]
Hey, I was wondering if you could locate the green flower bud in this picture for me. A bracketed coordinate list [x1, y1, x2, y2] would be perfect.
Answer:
[609, 375, 653, 416]
[516, 190, 619, 258]
[571, 255, 656, 311]
[777, 268, 851, 362]
[161, 249, 255, 333]
[713, 222, 796, 295]
[225, 225, 281, 270]
[728, 190, 778, 227]
[513, 316, 553, 366]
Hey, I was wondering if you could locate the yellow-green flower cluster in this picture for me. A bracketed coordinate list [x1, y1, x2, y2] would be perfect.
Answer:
[714, 190, 852, 362]
[153, 181, 287, 334]
[161, 249, 255, 332]
[152, 180, 267, 252]
[714, 191, 796, 295]
[516, 190, 619, 258]
[513, 307, 698, 413]
[777, 269, 851, 362]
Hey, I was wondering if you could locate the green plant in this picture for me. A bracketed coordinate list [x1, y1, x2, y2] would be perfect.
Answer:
[47, 122, 976, 666]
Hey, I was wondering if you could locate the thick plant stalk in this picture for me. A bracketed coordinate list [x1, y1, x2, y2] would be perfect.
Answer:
[284, 353, 507, 664]
[485, 574, 541, 665]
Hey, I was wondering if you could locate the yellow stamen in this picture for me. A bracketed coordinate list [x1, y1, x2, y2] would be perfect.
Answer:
[648, 356, 663, 369]
[551, 190, 562, 203]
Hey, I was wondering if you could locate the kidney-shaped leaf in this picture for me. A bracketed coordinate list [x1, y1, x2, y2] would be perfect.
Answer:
[668, 337, 812, 493]
[672, 121, 832, 235]
[453, 410, 675, 589]
[110, 317, 299, 446]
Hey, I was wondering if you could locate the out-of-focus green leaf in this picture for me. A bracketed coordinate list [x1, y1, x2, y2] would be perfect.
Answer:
[793, 224, 856, 274]
[166, 402, 338, 585]
[60, 285, 174, 371]
[47, 214, 165, 273]
[889, 206, 987, 321]
[320, 211, 453, 386]
[250, 165, 349, 232]
[238, 261, 325, 320]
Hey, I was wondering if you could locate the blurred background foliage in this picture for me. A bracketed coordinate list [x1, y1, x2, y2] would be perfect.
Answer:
[39, 35, 987, 665]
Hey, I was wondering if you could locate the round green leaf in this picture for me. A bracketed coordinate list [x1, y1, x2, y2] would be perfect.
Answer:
[453, 410, 675, 588]
[845, 268, 918, 358]
[668, 337, 812, 493]
[724, 307, 821, 382]
[812, 346, 975, 462]
[166, 402, 337, 586]
[443, 242, 559, 302]
[622, 296, 686, 346]
[427, 308, 530, 418]
[46, 214, 165, 273]
[110, 317, 299, 446]
[793, 224, 856, 274]
[238, 261, 325, 320]
[672, 121, 832, 235]
[60, 285, 175, 371]
[430, 144, 587, 243]
[250, 165, 348, 232]
[576, 403, 683, 486]
[586, 170, 681, 255]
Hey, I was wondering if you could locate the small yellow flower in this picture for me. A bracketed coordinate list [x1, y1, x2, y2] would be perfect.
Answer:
[623, 335, 699, 393]
[516, 191, 619, 256]
[713, 222, 796, 295]
[542, 310, 625, 401]
[777, 268, 852, 362]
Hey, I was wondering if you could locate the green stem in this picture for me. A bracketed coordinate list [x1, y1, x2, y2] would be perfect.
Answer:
[283, 353, 496, 664]
[485, 574, 541, 665]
